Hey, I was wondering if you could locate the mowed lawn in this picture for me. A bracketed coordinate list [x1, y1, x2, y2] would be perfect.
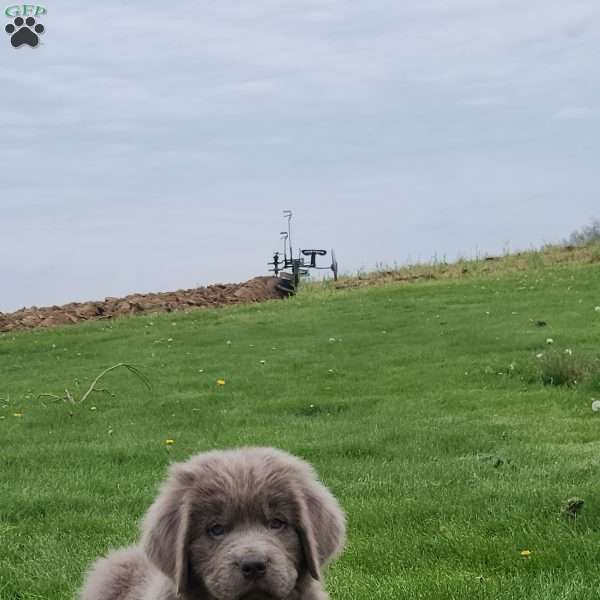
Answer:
[2, 256, 600, 599]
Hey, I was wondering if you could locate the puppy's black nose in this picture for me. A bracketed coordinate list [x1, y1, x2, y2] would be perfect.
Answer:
[240, 558, 267, 579]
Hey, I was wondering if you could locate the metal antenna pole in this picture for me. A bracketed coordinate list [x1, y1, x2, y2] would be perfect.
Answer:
[280, 232, 288, 263]
[283, 210, 293, 258]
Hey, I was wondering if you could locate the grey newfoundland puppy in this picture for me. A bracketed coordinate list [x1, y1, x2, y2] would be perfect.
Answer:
[80, 447, 346, 600]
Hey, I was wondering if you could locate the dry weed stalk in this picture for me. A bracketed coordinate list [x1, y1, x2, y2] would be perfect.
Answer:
[37, 362, 151, 405]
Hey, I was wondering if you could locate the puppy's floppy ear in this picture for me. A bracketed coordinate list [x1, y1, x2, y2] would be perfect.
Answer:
[141, 464, 196, 597]
[296, 477, 346, 581]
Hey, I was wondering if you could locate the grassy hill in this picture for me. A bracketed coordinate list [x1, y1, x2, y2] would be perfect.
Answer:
[2, 244, 600, 599]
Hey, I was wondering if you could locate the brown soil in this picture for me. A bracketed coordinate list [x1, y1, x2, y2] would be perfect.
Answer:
[0, 276, 288, 333]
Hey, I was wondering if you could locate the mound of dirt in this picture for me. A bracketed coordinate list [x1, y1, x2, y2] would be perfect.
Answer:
[0, 276, 288, 333]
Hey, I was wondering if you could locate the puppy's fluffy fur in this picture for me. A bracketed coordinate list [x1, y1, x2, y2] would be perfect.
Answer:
[80, 447, 345, 600]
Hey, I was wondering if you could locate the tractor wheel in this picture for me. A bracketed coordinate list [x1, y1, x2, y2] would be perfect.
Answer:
[331, 248, 338, 281]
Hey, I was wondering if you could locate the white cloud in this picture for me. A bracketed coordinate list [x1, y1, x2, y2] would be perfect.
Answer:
[553, 106, 596, 120]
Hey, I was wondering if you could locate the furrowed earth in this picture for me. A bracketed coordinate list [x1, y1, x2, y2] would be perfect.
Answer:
[0, 276, 287, 332]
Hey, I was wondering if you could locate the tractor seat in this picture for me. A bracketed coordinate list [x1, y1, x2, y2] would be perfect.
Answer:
[301, 249, 327, 256]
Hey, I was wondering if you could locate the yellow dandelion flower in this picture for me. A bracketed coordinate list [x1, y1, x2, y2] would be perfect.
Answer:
[216, 378, 226, 385]
[13, 412, 23, 417]
[165, 439, 175, 445]
[520, 549, 532, 558]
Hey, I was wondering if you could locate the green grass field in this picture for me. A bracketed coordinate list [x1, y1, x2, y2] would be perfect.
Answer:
[2, 247, 600, 599]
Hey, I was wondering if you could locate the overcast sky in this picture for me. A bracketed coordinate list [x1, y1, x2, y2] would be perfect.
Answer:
[1, 1, 599, 312]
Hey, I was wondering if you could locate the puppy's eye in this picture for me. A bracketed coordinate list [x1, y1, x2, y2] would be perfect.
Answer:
[269, 518, 287, 530]
[208, 524, 226, 538]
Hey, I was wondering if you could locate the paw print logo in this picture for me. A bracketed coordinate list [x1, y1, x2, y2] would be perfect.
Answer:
[5, 16, 45, 48]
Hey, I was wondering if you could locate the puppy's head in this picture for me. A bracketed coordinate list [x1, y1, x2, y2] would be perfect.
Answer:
[141, 447, 345, 600]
